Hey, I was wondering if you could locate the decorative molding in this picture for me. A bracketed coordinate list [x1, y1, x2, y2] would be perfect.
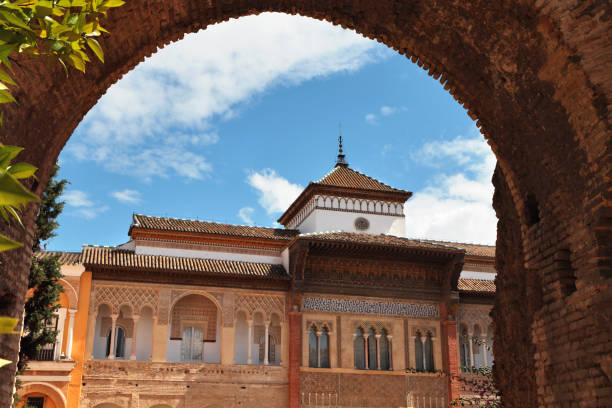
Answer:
[302, 296, 439, 319]
[234, 294, 286, 321]
[288, 195, 405, 229]
[93, 285, 159, 316]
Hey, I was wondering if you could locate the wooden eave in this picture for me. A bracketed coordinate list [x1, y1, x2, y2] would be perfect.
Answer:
[129, 228, 291, 250]
[87, 264, 291, 290]
[278, 183, 413, 226]
[464, 254, 496, 265]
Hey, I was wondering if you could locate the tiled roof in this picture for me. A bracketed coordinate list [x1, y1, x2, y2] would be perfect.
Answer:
[422, 240, 495, 258]
[34, 251, 82, 264]
[81, 246, 288, 278]
[297, 232, 463, 252]
[458, 278, 496, 294]
[131, 214, 298, 240]
[315, 165, 410, 193]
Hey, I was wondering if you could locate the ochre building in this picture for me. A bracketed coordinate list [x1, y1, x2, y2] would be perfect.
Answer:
[18, 153, 496, 408]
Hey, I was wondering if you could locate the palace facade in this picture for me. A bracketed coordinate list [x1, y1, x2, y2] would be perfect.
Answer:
[18, 151, 496, 408]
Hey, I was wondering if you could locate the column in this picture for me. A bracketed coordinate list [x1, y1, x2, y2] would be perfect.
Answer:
[84, 311, 97, 360]
[130, 314, 140, 360]
[247, 319, 253, 364]
[65, 309, 77, 360]
[328, 330, 336, 369]
[421, 335, 427, 371]
[264, 320, 270, 365]
[375, 334, 381, 370]
[288, 311, 302, 408]
[482, 332, 488, 367]
[363, 333, 369, 369]
[388, 335, 393, 371]
[468, 332, 474, 370]
[108, 314, 118, 360]
[316, 330, 322, 368]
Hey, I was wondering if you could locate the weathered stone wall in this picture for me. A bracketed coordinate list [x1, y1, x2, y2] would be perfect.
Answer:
[300, 370, 447, 407]
[0, 0, 609, 406]
[80, 361, 288, 408]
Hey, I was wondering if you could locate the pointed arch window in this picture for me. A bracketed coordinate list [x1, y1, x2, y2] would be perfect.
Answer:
[354, 328, 365, 369]
[367, 328, 377, 370]
[425, 332, 434, 372]
[106, 326, 125, 359]
[379, 330, 390, 370]
[308, 326, 318, 368]
[415, 332, 424, 372]
[320, 327, 330, 368]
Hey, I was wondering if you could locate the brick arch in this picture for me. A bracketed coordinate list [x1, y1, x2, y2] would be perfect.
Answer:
[0, 1, 608, 407]
[19, 383, 66, 408]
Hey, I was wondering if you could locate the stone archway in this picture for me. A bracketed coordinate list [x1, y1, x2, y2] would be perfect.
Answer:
[0, 1, 609, 407]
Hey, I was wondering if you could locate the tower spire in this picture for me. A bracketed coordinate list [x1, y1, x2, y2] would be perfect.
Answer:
[336, 124, 348, 167]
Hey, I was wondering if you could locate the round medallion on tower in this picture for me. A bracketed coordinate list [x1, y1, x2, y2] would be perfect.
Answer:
[354, 217, 370, 231]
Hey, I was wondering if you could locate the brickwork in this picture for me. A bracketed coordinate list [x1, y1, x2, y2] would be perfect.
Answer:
[289, 312, 302, 408]
[0, 0, 610, 406]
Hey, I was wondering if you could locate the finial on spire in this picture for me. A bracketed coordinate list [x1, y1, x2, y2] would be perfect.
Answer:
[336, 123, 348, 167]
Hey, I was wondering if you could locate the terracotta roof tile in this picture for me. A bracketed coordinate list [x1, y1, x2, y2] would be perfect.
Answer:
[82, 246, 287, 278]
[316, 166, 409, 193]
[458, 278, 496, 294]
[422, 240, 495, 258]
[297, 232, 464, 252]
[34, 251, 82, 264]
[131, 214, 298, 240]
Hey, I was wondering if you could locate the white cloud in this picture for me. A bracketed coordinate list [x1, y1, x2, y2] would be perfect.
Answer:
[404, 130, 497, 245]
[63, 190, 93, 208]
[246, 169, 303, 215]
[67, 13, 387, 181]
[365, 105, 406, 124]
[238, 206, 255, 225]
[365, 113, 377, 124]
[62, 190, 109, 219]
[380, 106, 396, 116]
[111, 189, 142, 204]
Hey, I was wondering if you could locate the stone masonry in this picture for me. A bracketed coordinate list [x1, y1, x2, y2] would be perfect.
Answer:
[0, 1, 609, 407]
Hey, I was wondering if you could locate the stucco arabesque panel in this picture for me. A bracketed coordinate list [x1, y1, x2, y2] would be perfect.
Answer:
[93, 284, 159, 316]
[457, 305, 492, 336]
[235, 294, 286, 322]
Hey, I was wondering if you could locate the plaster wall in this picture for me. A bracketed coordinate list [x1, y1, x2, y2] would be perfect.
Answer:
[298, 208, 406, 236]
[135, 245, 282, 265]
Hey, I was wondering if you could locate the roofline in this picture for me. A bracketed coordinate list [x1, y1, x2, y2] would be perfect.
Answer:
[287, 233, 465, 257]
[278, 183, 413, 226]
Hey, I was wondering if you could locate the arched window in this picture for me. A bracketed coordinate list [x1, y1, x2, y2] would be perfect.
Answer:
[367, 328, 377, 370]
[354, 328, 365, 369]
[460, 326, 470, 372]
[106, 326, 126, 359]
[308, 326, 318, 368]
[258, 334, 277, 364]
[415, 331, 424, 372]
[320, 327, 330, 368]
[379, 330, 390, 370]
[425, 332, 434, 372]
[181, 327, 203, 361]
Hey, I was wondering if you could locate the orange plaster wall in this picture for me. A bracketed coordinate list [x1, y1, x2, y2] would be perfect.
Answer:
[65, 270, 92, 408]
[18, 391, 58, 408]
[58, 292, 70, 355]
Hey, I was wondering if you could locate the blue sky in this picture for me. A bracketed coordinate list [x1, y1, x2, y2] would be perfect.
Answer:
[48, 13, 497, 251]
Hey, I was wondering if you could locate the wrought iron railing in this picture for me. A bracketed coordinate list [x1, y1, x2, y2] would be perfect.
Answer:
[35, 344, 56, 361]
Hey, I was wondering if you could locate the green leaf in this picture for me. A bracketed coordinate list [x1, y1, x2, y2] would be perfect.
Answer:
[86, 37, 102, 62]
[7, 162, 37, 179]
[0, 145, 23, 168]
[67, 52, 84, 72]
[0, 170, 39, 206]
[0, 89, 16, 104]
[0, 316, 20, 333]
[5, 205, 23, 226]
[101, 0, 125, 7]
[0, 66, 15, 86]
[0, 9, 32, 31]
